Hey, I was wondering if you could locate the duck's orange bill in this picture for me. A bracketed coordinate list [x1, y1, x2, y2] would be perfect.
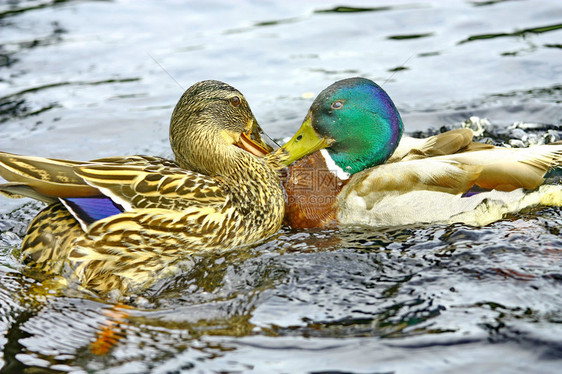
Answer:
[238, 131, 271, 157]
[236, 118, 278, 157]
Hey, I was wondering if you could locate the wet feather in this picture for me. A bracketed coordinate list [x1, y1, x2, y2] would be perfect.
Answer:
[0, 80, 286, 296]
[279, 78, 562, 228]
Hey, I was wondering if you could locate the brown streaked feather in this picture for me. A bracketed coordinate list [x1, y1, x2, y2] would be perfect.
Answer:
[21, 202, 83, 275]
[0, 153, 191, 204]
[75, 163, 228, 211]
[67, 205, 245, 294]
[0, 153, 185, 202]
[0, 152, 100, 199]
[90, 155, 180, 168]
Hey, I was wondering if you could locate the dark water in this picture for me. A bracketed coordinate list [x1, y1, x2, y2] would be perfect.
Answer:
[1, 0, 562, 373]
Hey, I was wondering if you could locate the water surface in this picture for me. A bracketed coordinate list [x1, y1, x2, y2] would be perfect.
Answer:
[1, 0, 561, 373]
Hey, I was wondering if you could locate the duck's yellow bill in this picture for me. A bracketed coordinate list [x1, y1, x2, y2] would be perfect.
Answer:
[236, 119, 278, 157]
[279, 115, 332, 166]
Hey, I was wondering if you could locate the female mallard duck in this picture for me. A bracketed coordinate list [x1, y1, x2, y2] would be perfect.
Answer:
[278, 77, 562, 228]
[0, 80, 285, 296]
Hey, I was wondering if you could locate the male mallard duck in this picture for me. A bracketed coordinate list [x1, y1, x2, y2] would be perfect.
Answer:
[0, 80, 285, 296]
[278, 77, 562, 228]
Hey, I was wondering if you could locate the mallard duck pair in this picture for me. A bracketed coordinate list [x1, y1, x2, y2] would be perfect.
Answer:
[1, 78, 561, 296]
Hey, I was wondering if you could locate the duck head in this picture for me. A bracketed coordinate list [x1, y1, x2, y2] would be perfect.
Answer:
[280, 77, 403, 175]
[170, 80, 275, 176]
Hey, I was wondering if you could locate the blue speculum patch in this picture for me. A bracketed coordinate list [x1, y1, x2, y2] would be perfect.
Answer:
[62, 197, 124, 225]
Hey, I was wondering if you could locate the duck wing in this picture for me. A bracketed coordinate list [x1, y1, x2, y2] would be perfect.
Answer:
[0, 151, 227, 211]
[0, 152, 99, 202]
[445, 144, 562, 190]
[75, 162, 227, 212]
[388, 128, 484, 162]
[0, 152, 227, 229]
[341, 142, 562, 212]
[340, 158, 483, 210]
[0, 152, 180, 202]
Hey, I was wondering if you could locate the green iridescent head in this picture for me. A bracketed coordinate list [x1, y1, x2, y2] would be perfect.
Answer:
[280, 77, 404, 175]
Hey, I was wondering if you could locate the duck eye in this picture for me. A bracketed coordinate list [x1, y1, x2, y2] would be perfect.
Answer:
[331, 100, 344, 110]
[230, 96, 241, 107]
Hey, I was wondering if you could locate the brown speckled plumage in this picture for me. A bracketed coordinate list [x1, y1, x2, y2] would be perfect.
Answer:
[0, 80, 286, 296]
